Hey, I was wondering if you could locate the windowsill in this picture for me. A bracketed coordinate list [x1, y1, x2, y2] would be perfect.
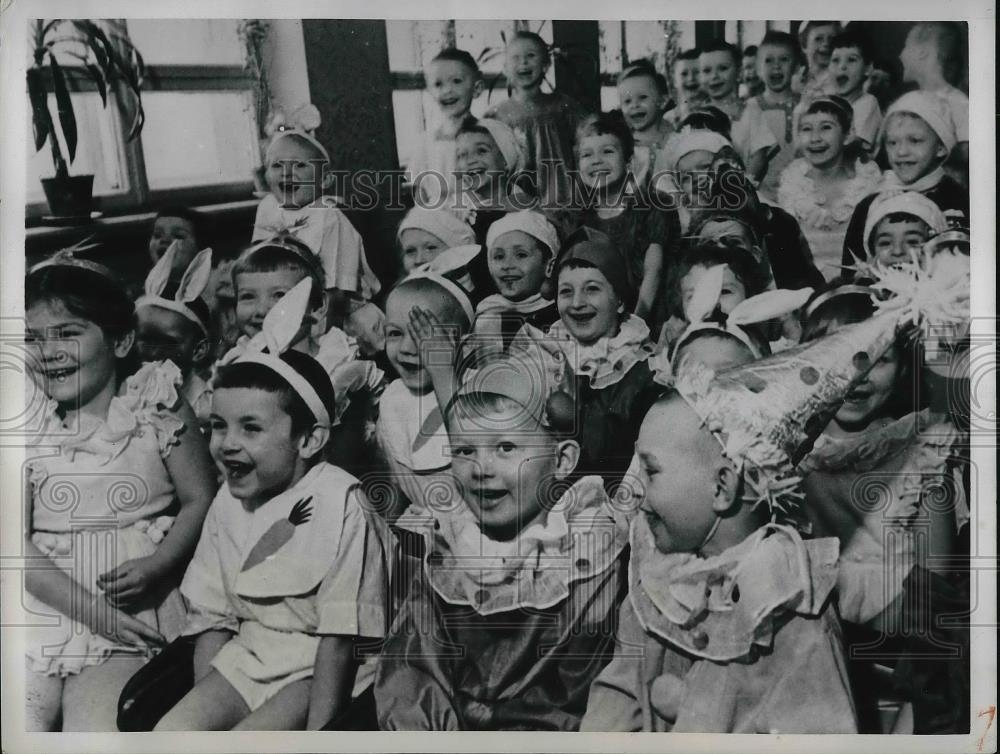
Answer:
[25, 198, 260, 244]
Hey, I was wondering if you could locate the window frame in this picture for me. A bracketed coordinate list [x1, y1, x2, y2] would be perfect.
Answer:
[26, 27, 259, 222]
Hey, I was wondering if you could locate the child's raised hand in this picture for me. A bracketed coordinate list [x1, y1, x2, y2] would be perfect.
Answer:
[408, 307, 458, 374]
[85, 592, 166, 648]
[97, 556, 164, 609]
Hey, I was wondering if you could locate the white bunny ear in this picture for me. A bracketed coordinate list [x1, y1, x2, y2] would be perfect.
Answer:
[425, 244, 481, 276]
[728, 287, 815, 326]
[176, 248, 213, 304]
[684, 264, 726, 324]
[259, 277, 313, 355]
[145, 240, 179, 297]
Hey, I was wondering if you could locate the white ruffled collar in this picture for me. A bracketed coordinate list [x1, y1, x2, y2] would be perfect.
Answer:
[426, 475, 629, 615]
[547, 315, 654, 388]
[779, 158, 882, 229]
[629, 515, 839, 662]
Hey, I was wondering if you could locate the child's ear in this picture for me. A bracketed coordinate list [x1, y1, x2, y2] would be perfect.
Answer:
[298, 423, 330, 461]
[553, 438, 580, 480]
[114, 330, 136, 358]
[192, 337, 211, 366]
[472, 78, 485, 99]
[710, 463, 742, 515]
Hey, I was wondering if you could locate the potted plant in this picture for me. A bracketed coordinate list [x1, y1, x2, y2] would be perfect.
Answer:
[28, 19, 146, 217]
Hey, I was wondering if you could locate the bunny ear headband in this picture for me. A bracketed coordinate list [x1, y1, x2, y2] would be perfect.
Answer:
[405, 244, 480, 325]
[672, 265, 813, 366]
[265, 104, 329, 162]
[135, 241, 213, 335]
[220, 277, 332, 428]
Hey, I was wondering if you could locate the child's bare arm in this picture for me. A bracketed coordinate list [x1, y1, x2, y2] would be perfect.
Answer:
[307, 635, 358, 729]
[635, 243, 664, 320]
[98, 398, 218, 607]
[193, 629, 233, 682]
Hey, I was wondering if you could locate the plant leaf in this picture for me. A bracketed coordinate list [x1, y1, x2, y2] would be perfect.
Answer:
[48, 52, 77, 164]
[86, 64, 108, 105]
[26, 68, 52, 152]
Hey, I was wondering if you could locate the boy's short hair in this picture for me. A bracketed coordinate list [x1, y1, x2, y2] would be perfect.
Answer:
[233, 238, 326, 309]
[668, 243, 768, 319]
[759, 30, 802, 62]
[575, 111, 635, 163]
[742, 45, 758, 58]
[678, 106, 733, 139]
[457, 114, 493, 140]
[909, 21, 966, 86]
[431, 47, 482, 79]
[802, 95, 853, 132]
[676, 47, 701, 62]
[391, 276, 473, 331]
[509, 30, 550, 59]
[618, 58, 669, 95]
[154, 205, 208, 247]
[214, 351, 337, 440]
[698, 40, 740, 66]
[830, 29, 872, 63]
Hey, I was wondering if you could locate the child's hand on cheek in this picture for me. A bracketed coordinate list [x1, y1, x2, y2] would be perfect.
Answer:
[408, 307, 458, 379]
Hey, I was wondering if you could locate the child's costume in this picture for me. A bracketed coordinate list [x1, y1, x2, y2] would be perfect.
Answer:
[375, 474, 629, 730]
[180, 462, 391, 710]
[739, 93, 799, 201]
[485, 93, 583, 207]
[25, 360, 190, 676]
[777, 156, 882, 280]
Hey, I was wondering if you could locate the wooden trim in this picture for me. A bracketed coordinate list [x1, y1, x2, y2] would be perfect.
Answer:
[391, 71, 510, 92]
[37, 65, 252, 93]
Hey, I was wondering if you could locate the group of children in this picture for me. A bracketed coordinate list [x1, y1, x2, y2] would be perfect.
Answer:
[23, 20, 972, 735]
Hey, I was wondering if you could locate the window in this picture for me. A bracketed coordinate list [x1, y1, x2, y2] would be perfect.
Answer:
[26, 19, 262, 218]
[384, 20, 552, 170]
[597, 21, 696, 111]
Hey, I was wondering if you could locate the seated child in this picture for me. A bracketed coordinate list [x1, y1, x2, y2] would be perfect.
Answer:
[24, 248, 217, 731]
[574, 111, 681, 331]
[826, 30, 883, 154]
[698, 40, 778, 181]
[738, 44, 764, 99]
[544, 227, 659, 489]
[375, 269, 474, 528]
[778, 95, 882, 279]
[155, 280, 391, 730]
[148, 205, 207, 285]
[136, 243, 216, 431]
[797, 282, 969, 733]
[664, 48, 709, 128]
[252, 104, 381, 305]
[374, 342, 630, 730]
[736, 31, 801, 202]
[842, 90, 968, 268]
[617, 60, 673, 186]
[475, 210, 561, 346]
[407, 47, 484, 206]
[861, 190, 946, 268]
[228, 234, 385, 470]
[484, 30, 584, 206]
[581, 301, 936, 731]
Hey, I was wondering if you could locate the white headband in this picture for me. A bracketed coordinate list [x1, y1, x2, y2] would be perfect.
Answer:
[220, 278, 331, 428]
[135, 241, 212, 336]
[485, 210, 560, 257]
[397, 208, 476, 249]
[882, 91, 957, 154]
[863, 191, 947, 255]
[264, 104, 329, 162]
[403, 245, 479, 325]
[666, 131, 734, 172]
[476, 118, 524, 174]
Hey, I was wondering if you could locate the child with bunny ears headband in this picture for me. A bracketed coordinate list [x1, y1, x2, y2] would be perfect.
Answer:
[136, 241, 216, 430]
[157, 277, 392, 731]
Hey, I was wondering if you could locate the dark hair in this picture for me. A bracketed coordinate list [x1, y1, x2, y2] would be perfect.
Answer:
[575, 111, 635, 163]
[26, 263, 139, 383]
[233, 240, 326, 310]
[830, 29, 872, 63]
[431, 47, 482, 79]
[509, 30, 550, 60]
[742, 45, 758, 58]
[457, 114, 495, 141]
[676, 47, 701, 62]
[618, 58, 669, 95]
[213, 350, 337, 439]
[910, 21, 966, 86]
[759, 31, 802, 62]
[802, 95, 853, 133]
[699, 40, 740, 66]
[678, 106, 732, 139]
[667, 243, 768, 320]
[153, 205, 209, 248]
